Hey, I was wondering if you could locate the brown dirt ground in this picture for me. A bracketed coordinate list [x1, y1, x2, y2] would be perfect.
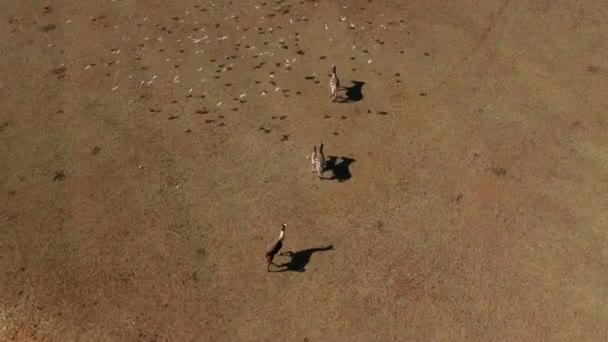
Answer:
[1, 0, 608, 340]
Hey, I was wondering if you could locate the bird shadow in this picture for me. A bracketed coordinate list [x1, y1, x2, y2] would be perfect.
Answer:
[324, 156, 356, 182]
[337, 81, 365, 103]
[270, 245, 334, 272]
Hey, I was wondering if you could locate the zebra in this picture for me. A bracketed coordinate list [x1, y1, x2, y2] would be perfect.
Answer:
[329, 64, 340, 101]
[266, 223, 287, 271]
[311, 143, 326, 178]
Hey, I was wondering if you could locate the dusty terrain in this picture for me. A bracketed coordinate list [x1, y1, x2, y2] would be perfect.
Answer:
[1, 0, 608, 340]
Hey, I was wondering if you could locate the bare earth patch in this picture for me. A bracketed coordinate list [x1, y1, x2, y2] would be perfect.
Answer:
[1, 0, 608, 340]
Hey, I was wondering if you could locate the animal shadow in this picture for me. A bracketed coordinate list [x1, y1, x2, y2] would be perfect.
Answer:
[338, 81, 365, 103]
[273, 245, 334, 272]
[324, 156, 356, 182]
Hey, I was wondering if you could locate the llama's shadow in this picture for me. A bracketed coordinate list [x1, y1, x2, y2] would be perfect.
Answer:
[271, 245, 334, 272]
[337, 81, 365, 103]
[324, 156, 356, 182]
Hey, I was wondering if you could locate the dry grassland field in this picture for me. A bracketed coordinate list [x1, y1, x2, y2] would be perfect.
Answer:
[1, 0, 608, 340]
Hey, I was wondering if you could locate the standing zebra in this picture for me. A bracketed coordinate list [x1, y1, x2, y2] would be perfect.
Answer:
[311, 143, 326, 178]
[265, 223, 287, 271]
[329, 64, 340, 101]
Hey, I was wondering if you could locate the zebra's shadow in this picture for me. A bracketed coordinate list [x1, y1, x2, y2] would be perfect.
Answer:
[324, 156, 356, 182]
[270, 245, 334, 272]
[337, 81, 365, 103]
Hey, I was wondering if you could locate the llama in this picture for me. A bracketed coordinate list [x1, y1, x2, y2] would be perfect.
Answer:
[265, 223, 287, 271]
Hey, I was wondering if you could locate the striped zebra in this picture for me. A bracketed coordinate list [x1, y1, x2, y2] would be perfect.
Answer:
[329, 65, 340, 101]
[311, 143, 326, 178]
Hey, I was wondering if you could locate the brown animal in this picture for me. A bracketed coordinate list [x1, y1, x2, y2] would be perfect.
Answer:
[266, 223, 287, 271]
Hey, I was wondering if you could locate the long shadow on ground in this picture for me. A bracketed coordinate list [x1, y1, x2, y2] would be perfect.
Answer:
[270, 245, 334, 272]
[324, 157, 355, 182]
[337, 81, 365, 103]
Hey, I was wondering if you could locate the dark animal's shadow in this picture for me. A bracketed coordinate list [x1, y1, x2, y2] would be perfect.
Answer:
[271, 245, 334, 272]
[324, 156, 356, 182]
[337, 81, 365, 103]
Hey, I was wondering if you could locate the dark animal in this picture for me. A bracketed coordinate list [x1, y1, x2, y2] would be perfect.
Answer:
[265, 224, 287, 271]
